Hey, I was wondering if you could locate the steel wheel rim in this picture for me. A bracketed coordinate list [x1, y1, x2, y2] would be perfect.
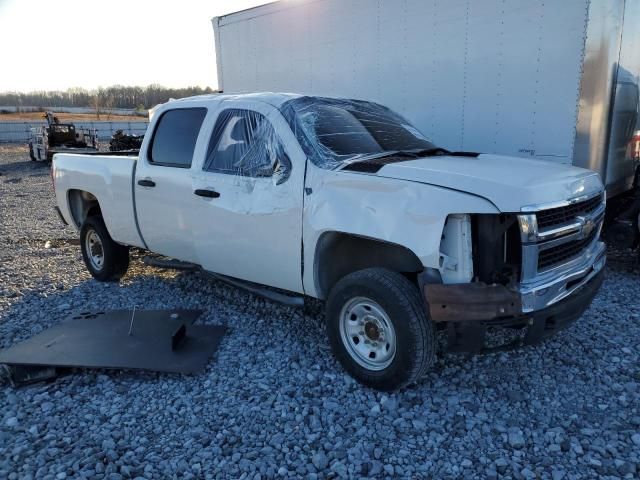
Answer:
[85, 230, 105, 271]
[339, 296, 396, 371]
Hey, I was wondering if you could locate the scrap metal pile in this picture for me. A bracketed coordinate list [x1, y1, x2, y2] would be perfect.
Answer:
[109, 129, 144, 152]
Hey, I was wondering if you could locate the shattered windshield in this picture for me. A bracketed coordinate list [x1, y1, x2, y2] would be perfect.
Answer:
[280, 96, 436, 170]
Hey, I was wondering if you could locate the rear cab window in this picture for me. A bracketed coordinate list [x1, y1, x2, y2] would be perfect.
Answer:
[149, 108, 207, 168]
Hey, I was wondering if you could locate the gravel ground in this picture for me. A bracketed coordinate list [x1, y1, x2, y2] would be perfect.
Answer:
[1, 144, 639, 480]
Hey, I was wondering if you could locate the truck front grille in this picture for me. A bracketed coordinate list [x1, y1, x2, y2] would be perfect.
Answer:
[537, 230, 599, 271]
[536, 195, 601, 229]
[519, 192, 605, 280]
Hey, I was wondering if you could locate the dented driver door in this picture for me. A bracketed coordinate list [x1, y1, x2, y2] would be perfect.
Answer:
[189, 101, 306, 294]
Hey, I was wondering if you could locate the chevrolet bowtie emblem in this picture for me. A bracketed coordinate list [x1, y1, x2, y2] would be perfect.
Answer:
[577, 216, 595, 238]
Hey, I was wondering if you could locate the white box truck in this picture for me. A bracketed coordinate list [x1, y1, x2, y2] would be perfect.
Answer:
[212, 0, 640, 202]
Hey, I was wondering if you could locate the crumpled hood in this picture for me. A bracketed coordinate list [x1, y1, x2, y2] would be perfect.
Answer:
[376, 154, 603, 212]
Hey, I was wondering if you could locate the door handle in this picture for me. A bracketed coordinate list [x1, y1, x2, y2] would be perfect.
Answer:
[194, 189, 221, 199]
[137, 179, 156, 187]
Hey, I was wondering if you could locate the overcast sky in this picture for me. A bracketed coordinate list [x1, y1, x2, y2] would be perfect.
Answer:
[0, 0, 274, 92]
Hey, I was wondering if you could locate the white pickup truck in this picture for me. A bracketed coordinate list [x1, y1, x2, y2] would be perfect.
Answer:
[53, 93, 606, 390]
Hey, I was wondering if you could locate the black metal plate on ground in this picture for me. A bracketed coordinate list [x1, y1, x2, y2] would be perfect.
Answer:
[0, 310, 226, 375]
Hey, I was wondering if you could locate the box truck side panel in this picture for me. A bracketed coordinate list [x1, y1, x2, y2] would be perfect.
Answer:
[605, 0, 640, 196]
[464, 0, 542, 158]
[574, 0, 626, 190]
[402, 0, 467, 150]
[216, 19, 253, 92]
[337, 0, 380, 100]
[524, 1, 590, 163]
[215, 0, 588, 165]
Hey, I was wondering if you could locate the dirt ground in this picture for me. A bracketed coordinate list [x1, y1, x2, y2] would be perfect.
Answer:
[0, 112, 146, 122]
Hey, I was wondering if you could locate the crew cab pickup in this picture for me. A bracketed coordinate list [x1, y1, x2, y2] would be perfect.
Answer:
[53, 93, 606, 390]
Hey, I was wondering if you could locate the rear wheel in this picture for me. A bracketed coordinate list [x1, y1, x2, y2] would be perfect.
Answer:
[28, 143, 36, 161]
[80, 216, 129, 282]
[326, 268, 435, 391]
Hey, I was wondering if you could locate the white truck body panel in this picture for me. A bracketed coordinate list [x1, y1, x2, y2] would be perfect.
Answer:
[186, 97, 306, 294]
[131, 95, 308, 293]
[301, 166, 499, 297]
[213, 0, 640, 197]
[377, 154, 603, 212]
[53, 154, 145, 248]
[54, 94, 306, 294]
[135, 160, 200, 263]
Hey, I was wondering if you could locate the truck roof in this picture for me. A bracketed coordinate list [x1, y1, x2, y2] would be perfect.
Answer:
[168, 92, 304, 109]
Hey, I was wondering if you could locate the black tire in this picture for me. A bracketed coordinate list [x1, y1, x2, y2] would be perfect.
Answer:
[326, 268, 435, 391]
[28, 143, 36, 161]
[80, 216, 129, 282]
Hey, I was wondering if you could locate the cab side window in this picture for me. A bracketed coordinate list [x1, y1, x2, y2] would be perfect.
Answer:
[204, 109, 291, 183]
[149, 108, 207, 167]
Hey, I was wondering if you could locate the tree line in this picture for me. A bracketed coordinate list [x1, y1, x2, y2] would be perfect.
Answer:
[0, 85, 217, 110]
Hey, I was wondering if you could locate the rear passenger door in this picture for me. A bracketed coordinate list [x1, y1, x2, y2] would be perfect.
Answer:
[190, 101, 306, 293]
[135, 107, 207, 263]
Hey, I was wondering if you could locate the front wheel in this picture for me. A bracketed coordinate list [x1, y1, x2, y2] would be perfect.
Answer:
[80, 216, 130, 282]
[326, 268, 435, 391]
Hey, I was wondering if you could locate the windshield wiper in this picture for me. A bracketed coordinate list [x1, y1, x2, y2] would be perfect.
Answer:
[406, 148, 482, 158]
[338, 147, 467, 171]
[337, 150, 413, 169]
[401, 147, 451, 157]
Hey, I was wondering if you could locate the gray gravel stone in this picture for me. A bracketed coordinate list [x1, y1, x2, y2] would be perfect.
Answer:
[5, 417, 18, 428]
[508, 431, 526, 449]
[311, 452, 327, 471]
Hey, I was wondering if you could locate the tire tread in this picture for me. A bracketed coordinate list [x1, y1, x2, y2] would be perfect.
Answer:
[80, 215, 129, 282]
[326, 268, 435, 390]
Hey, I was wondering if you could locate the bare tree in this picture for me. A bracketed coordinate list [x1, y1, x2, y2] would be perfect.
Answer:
[104, 95, 115, 121]
[0, 85, 217, 110]
[90, 94, 102, 120]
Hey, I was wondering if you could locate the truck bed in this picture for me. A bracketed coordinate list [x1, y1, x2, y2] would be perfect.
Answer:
[52, 153, 145, 248]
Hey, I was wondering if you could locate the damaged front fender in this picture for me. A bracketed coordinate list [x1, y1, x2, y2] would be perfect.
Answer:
[301, 165, 499, 297]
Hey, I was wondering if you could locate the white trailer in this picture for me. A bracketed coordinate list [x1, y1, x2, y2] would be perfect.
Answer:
[213, 0, 640, 198]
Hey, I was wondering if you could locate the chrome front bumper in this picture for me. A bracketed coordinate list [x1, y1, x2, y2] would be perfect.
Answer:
[425, 191, 608, 322]
[424, 240, 606, 322]
[517, 191, 606, 314]
[519, 240, 606, 313]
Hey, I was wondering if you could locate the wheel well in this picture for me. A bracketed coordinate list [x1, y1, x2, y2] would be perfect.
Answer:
[68, 189, 101, 228]
[314, 232, 423, 299]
